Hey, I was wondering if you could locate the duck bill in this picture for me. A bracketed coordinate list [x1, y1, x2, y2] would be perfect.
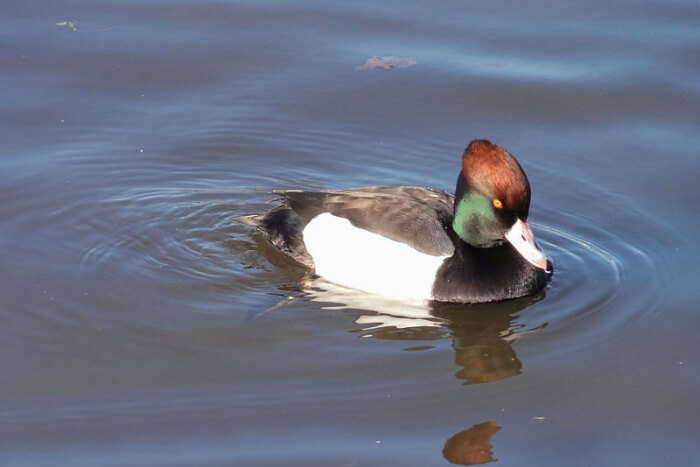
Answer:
[504, 219, 550, 271]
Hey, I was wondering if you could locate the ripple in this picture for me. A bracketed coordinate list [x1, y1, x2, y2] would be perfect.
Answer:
[67, 184, 294, 329]
[60, 123, 675, 356]
[81, 188, 261, 283]
[246, 161, 676, 361]
[513, 173, 675, 358]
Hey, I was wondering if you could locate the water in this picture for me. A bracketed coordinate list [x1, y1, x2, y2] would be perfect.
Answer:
[2, 1, 699, 465]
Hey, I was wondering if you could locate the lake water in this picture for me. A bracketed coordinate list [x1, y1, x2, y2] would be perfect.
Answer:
[2, 1, 699, 466]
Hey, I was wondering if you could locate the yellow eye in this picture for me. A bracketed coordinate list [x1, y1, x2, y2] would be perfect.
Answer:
[492, 199, 503, 209]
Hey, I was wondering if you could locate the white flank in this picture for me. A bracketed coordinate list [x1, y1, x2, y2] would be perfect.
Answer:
[302, 213, 448, 300]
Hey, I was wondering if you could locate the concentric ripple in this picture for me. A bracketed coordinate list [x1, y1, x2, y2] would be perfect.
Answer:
[72, 185, 302, 327]
[64, 127, 675, 358]
[516, 173, 675, 356]
[80, 188, 251, 282]
[284, 171, 676, 359]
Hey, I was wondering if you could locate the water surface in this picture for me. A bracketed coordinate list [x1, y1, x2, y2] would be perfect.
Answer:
[2, 1, 700, 466]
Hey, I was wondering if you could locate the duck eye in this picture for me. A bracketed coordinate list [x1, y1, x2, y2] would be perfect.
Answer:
[492, 199, 503, 209]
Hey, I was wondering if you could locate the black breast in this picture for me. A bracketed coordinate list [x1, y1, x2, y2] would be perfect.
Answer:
[432, 238, 551, 303]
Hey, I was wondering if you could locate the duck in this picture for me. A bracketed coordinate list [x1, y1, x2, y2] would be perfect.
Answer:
[236, 139, 552, 303]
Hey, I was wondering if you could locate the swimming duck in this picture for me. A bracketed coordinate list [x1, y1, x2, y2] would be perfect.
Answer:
[237, 139, 552, 303]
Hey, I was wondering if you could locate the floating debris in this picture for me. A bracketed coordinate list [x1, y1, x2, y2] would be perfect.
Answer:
[355, 56, 417, 71]
[56, 20, 78, 31]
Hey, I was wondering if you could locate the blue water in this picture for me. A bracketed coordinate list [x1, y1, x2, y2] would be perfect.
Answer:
[2, 1, 699, 465]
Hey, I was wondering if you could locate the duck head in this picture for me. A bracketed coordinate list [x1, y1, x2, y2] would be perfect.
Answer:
[452, 140, 551, 272]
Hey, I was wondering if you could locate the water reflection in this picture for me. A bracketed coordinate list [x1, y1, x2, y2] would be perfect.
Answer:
[443, 421, 501, 465]
[432, 297, 545, 385]
[306, 279, 545, 385]
[304, 280, 545, 465]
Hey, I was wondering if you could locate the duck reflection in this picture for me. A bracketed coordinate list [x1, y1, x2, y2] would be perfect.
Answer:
[302, 279, 546, 465]
[443, 421, 501, 465]
[305, 278, 545, 385]
[432, 297, 545, 385]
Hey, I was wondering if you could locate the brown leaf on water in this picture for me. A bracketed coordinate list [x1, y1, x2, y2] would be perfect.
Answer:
[355, 56, 417, 71]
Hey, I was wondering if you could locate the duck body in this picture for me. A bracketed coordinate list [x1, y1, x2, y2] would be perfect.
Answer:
[237, 140, 552, 303]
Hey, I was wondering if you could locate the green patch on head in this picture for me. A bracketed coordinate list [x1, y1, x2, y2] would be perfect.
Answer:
[452, 193, 497, 246]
